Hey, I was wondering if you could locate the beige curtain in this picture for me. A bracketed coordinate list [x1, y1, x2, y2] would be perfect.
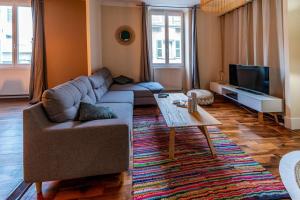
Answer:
[30, 0, 47, 103]
[140, 3, 151, 82]
[220, 0, 285, 98]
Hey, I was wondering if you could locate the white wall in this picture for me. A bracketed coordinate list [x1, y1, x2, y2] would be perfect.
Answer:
[284, 0, 300, 130]
[86, 0, 102, 74]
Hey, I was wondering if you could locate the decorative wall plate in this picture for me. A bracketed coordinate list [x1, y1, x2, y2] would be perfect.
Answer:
[115, 26, 135, 45]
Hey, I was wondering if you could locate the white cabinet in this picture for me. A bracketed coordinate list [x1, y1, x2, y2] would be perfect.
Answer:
[210, 82, 283, 114]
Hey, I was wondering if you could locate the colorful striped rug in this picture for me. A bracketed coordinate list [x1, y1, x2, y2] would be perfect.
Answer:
[132, 109, 290, 200]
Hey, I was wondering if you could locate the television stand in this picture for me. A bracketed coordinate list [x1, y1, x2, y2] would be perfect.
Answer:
[210, 82, 283, 123]
[236, 87, 264, 95]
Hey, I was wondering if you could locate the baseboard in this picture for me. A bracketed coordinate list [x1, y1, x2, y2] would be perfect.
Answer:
[0, 94, 29, 99]
[284, 116, 300, 130]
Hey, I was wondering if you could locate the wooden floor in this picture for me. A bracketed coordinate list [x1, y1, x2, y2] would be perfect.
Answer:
[1, 97, 299, 199]
[0, 99, 29, 199]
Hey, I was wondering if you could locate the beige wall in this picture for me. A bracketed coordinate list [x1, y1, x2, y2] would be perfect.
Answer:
[101, 5, 221, 89]
[44, 0, 88, 88]
[197, 11, 222, 89]
[284, 0, 300, 130]
[101, 5, 142, 82]
[86, 0, 102, 74]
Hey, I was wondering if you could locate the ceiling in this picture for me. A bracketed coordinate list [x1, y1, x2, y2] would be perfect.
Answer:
[100, 0, 200, 7]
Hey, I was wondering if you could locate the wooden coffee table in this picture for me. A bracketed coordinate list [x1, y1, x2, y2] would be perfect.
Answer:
[154, 93, 222, 159]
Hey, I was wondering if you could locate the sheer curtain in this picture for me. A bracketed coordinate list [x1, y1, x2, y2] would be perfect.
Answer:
[220, 0, 285, 98]
[30, 0, 47, 103]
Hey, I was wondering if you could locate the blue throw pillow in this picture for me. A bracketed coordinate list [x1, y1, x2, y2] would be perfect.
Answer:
[79, 102, 117, 122]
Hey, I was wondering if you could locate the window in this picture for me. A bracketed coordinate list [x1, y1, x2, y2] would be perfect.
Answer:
[175, 40, 180, 58]
[152, 27, 161, 32]
[17, 6, 33, 64]
[7, 7, 12, 22]
[0, 3, 32, 67]
[156, 40, 163, 58]
[150, 10, 184, 67]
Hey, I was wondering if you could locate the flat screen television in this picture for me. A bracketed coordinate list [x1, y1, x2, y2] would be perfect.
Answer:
[229, 64, 270, 95]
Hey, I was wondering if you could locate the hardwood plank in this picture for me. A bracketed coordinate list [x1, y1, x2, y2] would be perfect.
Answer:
[0, 99, 29, 199]
[2, 96, 300, 199]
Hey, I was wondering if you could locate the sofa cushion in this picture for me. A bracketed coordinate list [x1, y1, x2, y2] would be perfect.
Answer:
[136, 82, 164, 93]
[71, 76, 96, 105]
[96, 102, 133, 130]
[78, 102, 117, 122]
[99, 91, 134, 104]
[42, 82, 82, 122]
[89, 67, 113, 102]
[110, 84, 153, 98]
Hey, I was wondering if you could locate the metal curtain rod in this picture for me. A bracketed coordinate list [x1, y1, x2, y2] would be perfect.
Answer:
[136, 4, 200, 9]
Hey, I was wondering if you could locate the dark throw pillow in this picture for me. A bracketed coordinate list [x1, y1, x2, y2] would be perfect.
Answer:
[79, 102, 117, 122]
[113, 75, 134, 85]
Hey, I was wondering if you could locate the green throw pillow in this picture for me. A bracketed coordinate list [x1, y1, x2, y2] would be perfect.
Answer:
[113, 75, 134, 85]
[79, 102, 117, 122]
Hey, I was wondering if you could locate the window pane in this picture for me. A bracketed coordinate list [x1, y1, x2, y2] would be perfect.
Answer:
[18, 7, 32, 64]
[0, 6, 13, 64]
[168, 15, 182, 64]
[152, 15, 165, 64]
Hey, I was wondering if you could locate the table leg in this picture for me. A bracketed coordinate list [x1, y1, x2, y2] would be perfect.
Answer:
[199, 126, 217, 158]
[169, 128, 176, 159]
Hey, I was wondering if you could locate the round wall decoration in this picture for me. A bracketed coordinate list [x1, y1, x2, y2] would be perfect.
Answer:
[115, 26, 135, 45]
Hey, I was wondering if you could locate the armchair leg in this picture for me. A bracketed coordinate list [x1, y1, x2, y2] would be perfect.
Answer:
[35, 182, 42, 194]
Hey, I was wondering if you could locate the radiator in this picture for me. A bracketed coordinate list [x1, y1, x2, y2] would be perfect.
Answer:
[0, 68, 30, 96]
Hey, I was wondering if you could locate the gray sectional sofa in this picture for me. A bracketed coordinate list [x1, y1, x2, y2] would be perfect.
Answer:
[23, 67, 163, 189]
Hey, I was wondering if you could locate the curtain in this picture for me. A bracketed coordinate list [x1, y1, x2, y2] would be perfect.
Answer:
[220, 0, 285, 98]
[140, 3, 151, 82]
[29, 0, 47, 104]
[191, 6, 200, 89]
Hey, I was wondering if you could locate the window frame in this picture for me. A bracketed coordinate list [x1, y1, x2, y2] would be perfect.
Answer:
[149, 9, 185, 68]
[0, 0, 32, 69]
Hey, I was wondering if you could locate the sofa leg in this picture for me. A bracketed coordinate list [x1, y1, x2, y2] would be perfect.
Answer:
[35, 182, 42, 194]
[119, 171, 126, 185]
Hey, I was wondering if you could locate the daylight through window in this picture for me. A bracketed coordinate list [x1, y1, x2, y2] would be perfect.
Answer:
[0, 4, 32, 66]
[150, 10, 184, 67]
